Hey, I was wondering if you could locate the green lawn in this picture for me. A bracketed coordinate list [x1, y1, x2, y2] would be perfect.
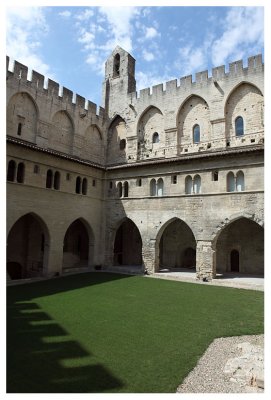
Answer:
[7, 273, 264, 393]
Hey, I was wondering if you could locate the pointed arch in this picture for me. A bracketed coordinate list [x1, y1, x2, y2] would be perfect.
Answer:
[177, 94, 210, 145]
[62, 217, 95, 270]
[137, 106, 164, 159]
[113, 217, 142, 266]
[107, 115, 127, 164]
[7, 212, 50, 279]
[155, 217, 196, 272]
[224, 82, 263, 138]
[7, 91, 39, 143]
[49, 110, 74, 154]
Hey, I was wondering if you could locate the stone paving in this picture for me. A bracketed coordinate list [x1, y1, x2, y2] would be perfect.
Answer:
[148, 269, 264, 291]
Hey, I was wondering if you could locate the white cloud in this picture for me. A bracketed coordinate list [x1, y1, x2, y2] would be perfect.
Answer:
[142, 50, 154, 62]
[211, 7, 264, 66]
[76, 9, 94, 21]
[6, 7, 53, 78]
[59, 10, 71, 18]
[145, 27, 159, 39]
[98, 6, 139, 52]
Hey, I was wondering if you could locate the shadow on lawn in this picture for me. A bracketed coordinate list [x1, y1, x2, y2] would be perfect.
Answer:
[6, 300, 123, 393]
[7, 272, 131, 301]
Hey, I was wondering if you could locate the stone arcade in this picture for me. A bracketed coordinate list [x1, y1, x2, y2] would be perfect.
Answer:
[6, 46, 264, 281]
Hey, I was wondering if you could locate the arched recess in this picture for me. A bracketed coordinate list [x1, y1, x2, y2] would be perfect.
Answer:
[7, 213, 50, 280]
[137, 106, 164, 160]
[62, 218, 94, 270]
[156, 218, 196, 271]
[214, 217, 264, 275]
[85, 124, 104, 163]
[49, 110, 74, 154]
[113, 218, 142, 266]
[107, 115, 127, 164]
[7, 92, 38, 143]
[224, 82, 264, 139]
[177, 95, 210, 145]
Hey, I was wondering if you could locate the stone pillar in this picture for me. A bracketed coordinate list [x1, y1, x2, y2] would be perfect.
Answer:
[142, 239, 156, 274]
[45, 232, 64, 277]
[196, 240, 216, 280]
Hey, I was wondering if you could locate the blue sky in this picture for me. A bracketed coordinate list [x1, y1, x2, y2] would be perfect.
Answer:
[6, 5, 264, 107]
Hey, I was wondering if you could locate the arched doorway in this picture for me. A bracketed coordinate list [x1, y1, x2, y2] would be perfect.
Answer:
[113, 219, 142, 266]
[215, 217, 264, 275]
[7, 213, 49, 279]
[157, 219, 196, 271]
[62, 219, 93, 271]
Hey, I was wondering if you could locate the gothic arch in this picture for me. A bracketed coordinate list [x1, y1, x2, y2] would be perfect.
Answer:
[112, 217, 143, 266]
[85, 124, 104, 161]
[7, 91, 39, 143]
[155, 217, 197, 272]
[107, 115, 127, 164]
[7, 212, 50, 279]
[224, 82, 264, 139]
[213, 215, 264, 275]
[211, 212, 264, 246]
[62, 217, 95, 270]
[177, 94, 210, 145]
[49, 110, 74, 153]
[137, 106, 164, 159]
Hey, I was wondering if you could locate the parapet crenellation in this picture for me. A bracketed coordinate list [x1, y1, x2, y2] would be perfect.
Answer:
[136, 54, 263, 100]
[6, 56, 105, 120]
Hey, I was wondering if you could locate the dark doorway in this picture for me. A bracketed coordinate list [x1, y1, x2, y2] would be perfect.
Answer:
[113, 219, 142, 266]
[230, 249, 239, 272]
[62, 219, 90, 270]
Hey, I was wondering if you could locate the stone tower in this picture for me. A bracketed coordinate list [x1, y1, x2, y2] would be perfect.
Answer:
[102, 46, 136, 117]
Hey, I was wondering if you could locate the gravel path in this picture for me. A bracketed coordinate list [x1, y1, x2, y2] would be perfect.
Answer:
[177, 335, 264, 393]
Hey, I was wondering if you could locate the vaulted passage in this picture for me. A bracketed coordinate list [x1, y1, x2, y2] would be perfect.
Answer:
[113, 219, 142, 266]
[62, 219, 92, 271]
[158, 219, 196, 270]
[216, 218, 264, 275]
[7, 214, 49, 280]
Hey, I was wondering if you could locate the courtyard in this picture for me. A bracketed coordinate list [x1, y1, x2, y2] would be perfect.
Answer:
[7, 272, 263, 393]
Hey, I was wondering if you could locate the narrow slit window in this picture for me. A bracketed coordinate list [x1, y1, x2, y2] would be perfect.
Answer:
[235, 116, 244, 136]
[17, 123, 22, 136]
[193, 124, 200, 143]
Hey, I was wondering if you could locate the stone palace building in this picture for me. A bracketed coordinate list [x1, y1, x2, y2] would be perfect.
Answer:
[6, 46, 264, 281]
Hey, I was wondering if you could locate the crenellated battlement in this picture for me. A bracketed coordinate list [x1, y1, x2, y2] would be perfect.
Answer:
[136, 54, 263, 100]
[6, 56, 105, 119]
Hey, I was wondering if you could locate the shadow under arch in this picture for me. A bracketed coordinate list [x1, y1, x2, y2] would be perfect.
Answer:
[7, 212, 50, 280]
[112, 217, 143, 267]
[62, 217, 95, 272]
[155, 217, 197, 272]
[212, 216, 264, 276]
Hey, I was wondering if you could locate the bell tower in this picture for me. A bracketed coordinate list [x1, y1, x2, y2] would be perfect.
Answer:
[102, 46, 136, 117]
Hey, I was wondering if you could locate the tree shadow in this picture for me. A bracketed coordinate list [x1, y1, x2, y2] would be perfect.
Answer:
[7, 300, 123, 393]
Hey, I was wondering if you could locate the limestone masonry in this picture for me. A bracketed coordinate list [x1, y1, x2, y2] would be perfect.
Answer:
[6, 46, 264, 280]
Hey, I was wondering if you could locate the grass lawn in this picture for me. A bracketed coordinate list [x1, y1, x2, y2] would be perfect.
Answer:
[7, 272, 264, 393]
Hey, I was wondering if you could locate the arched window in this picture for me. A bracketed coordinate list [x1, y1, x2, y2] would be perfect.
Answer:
[123, 181, 129, 197]
[7, 160, 16, 182]
[193, 175, 201, 194]
[152, 132, 159, 143]
[136, 178, 142, 187]
[46, 169, 53, 188]
[150, 179, 156, 196]
[54, 171, 60, 190]
[76, 176, 81, 194]
[82, 178, 88, 195]
[185, 175, 192, 194]
[236, 171, 245, 192]
[193, 124, 200, 143]
[235, 116, 244, 136]
[157, 178, 164, 197]
[120, 139, 126, 150]
[117, 182, 123, 198]
[227, 172, 235, 192]
[17, 162, 25, 183]
[114, 53, 120, 77]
